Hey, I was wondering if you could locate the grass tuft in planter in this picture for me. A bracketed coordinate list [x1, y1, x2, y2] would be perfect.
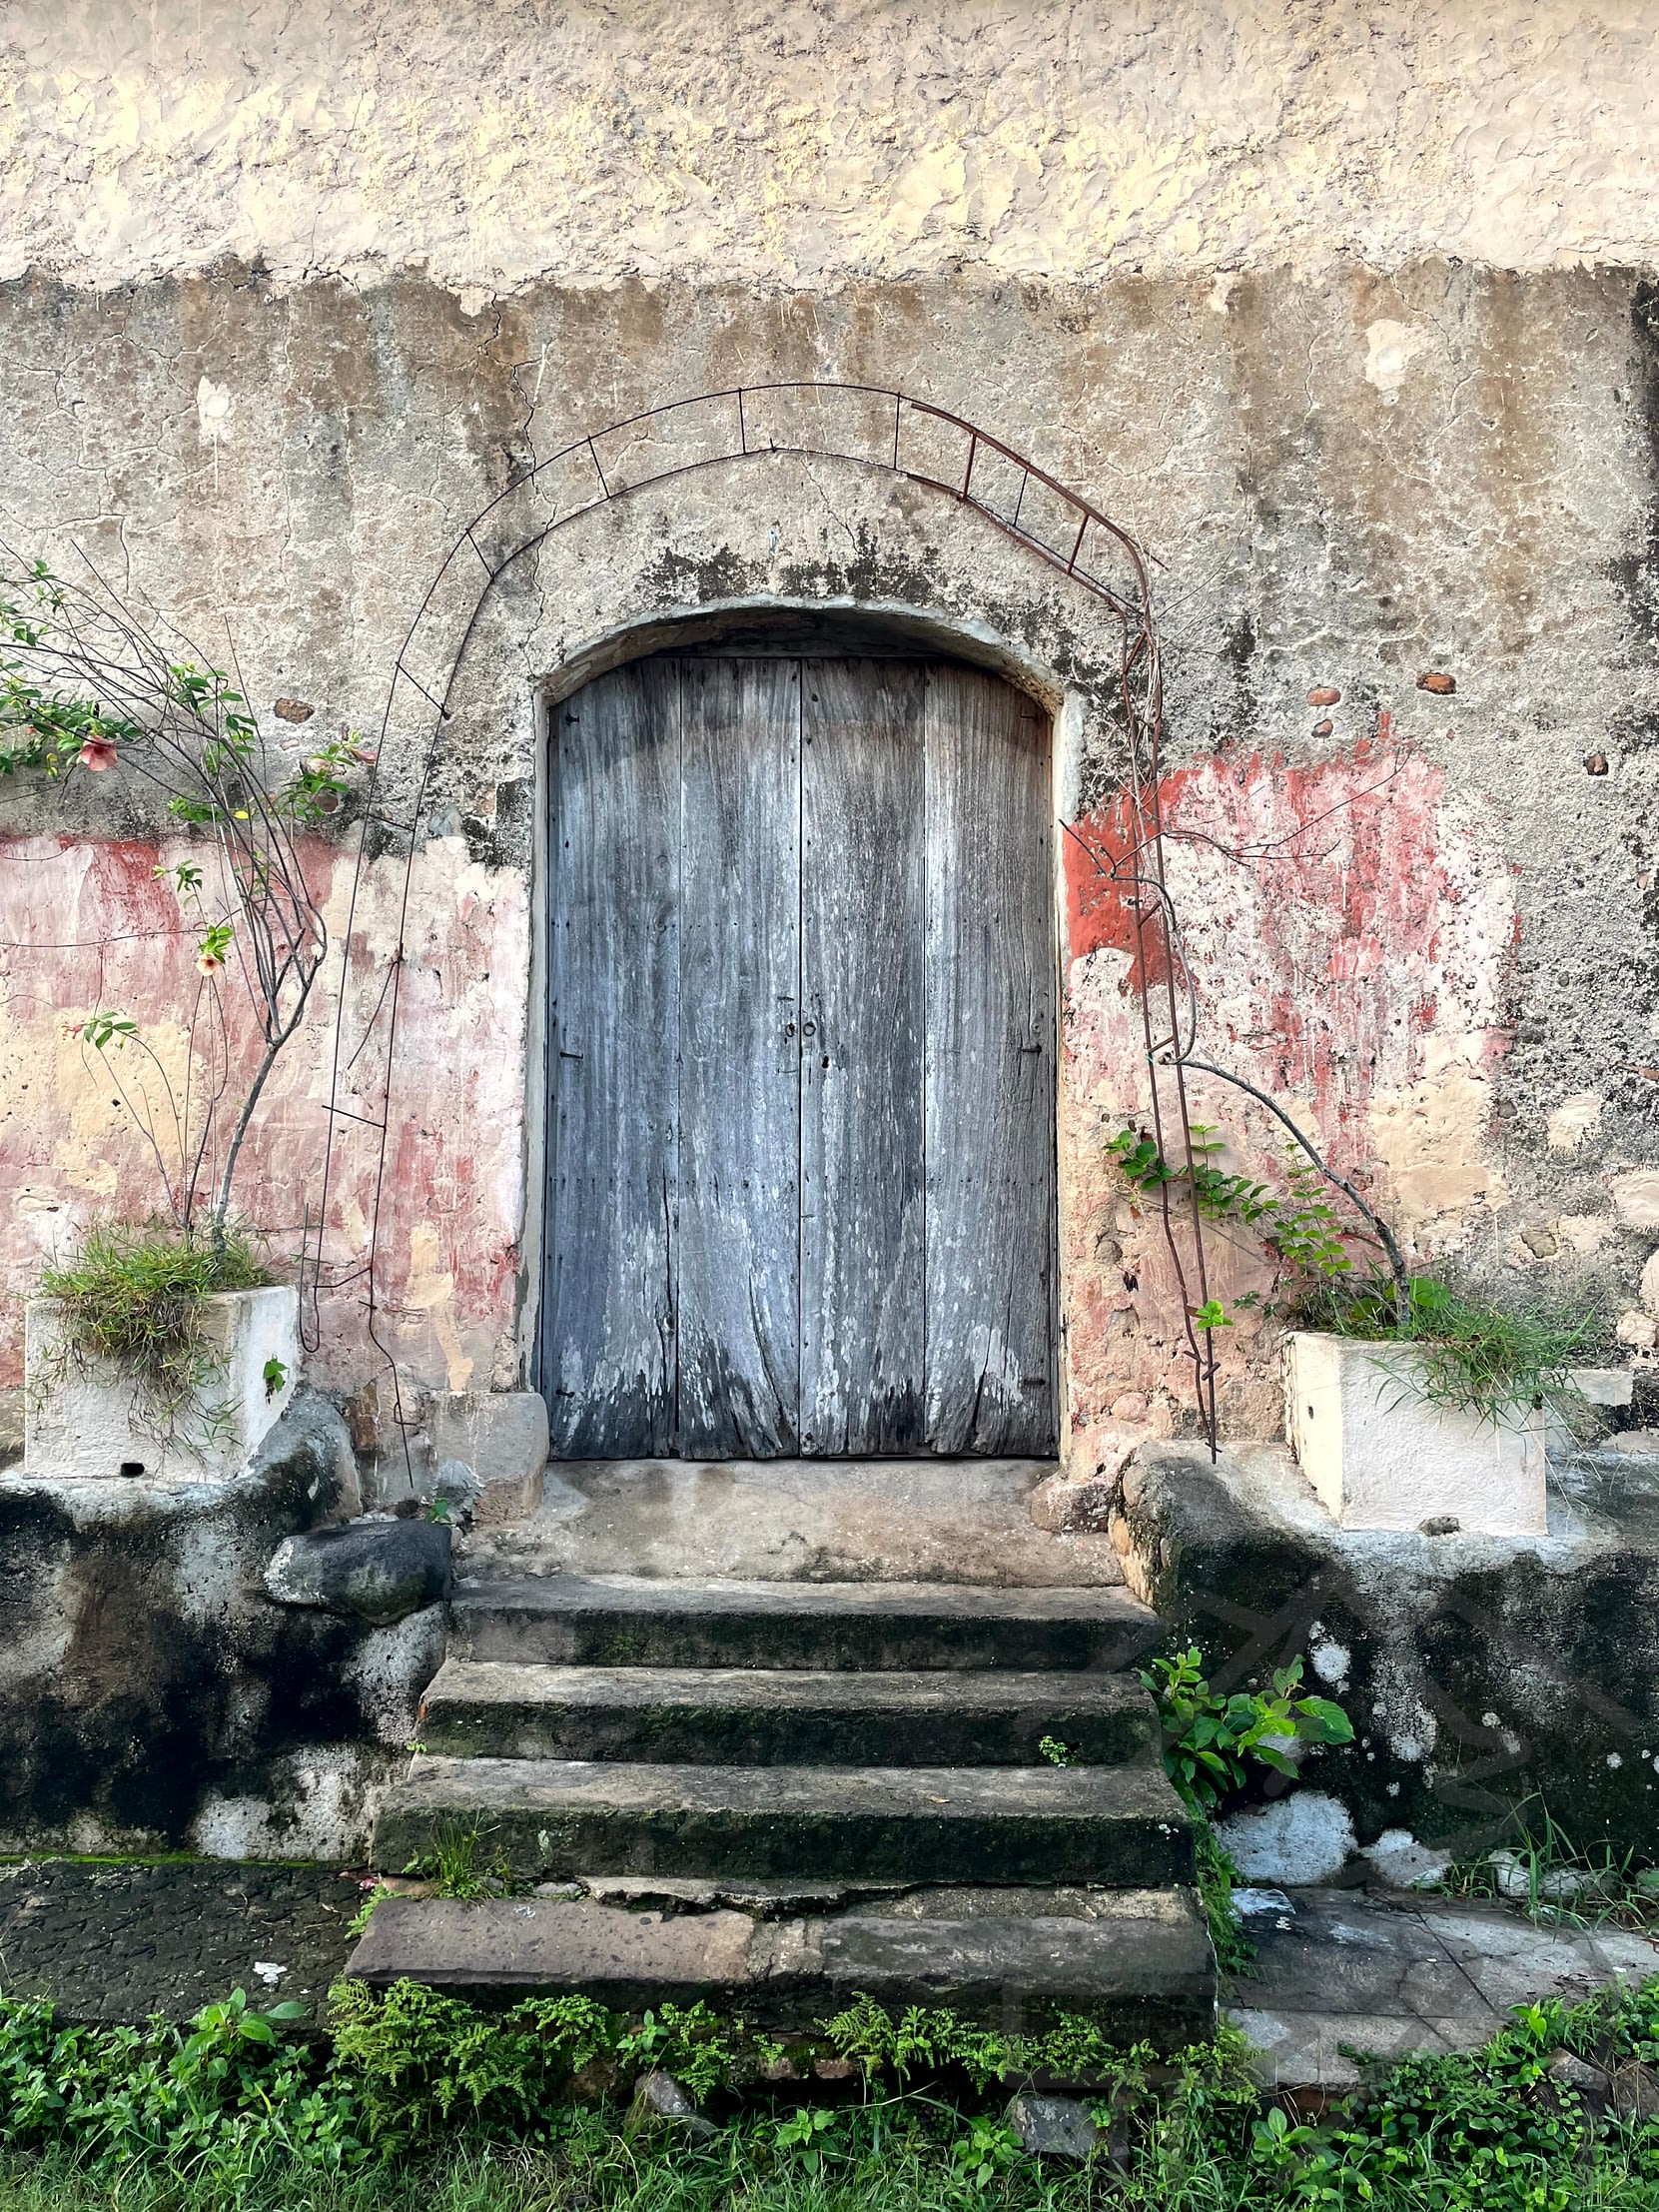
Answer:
[1297, 1271, 1594, 1430]
[38, 1219, 273, 1439]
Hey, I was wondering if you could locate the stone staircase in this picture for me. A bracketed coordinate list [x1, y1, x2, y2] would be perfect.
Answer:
[353, 1571, 1217, 2045]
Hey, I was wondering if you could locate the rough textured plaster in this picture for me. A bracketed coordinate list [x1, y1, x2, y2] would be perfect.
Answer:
[0, 832, 527, 1397]
[2, 3, 1659, 294]
[0, 260, 1654, 1422]
[1062, 747, 1517, 1438]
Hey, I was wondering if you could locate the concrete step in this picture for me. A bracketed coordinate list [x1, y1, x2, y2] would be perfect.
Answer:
[418, 1659, 1160, 1765]
[457, 1456, 1128, 1589]
[343, 1888, 1216, 2048]
[374, 1754, 1196, 1885]
[450, 1575, 1156, 1672]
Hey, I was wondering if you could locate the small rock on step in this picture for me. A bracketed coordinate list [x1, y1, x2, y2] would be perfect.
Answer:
[1004, 2092, 1098, 2160]
[629, 2069, 716, 2140]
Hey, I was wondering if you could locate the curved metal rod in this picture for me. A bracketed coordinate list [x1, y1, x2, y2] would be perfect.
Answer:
[1176, 1055, 1412, 1328]
[311, 383, 1217, 1459]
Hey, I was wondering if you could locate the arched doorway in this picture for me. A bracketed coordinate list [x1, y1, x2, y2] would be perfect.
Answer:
[536, 631, 1057, 1460]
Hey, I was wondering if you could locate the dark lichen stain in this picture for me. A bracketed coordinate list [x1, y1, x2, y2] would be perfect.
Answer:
[0, 1412, 412, 1851]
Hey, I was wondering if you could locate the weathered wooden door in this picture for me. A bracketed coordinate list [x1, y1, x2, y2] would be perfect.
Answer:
[539, 653, 1056, 1459]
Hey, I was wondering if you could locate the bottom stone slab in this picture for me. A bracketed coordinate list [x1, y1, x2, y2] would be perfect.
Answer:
[344, 1886, 1218, 2048]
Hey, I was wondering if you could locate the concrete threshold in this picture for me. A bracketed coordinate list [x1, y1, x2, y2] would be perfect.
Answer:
[458, 1456, 1128, 1588]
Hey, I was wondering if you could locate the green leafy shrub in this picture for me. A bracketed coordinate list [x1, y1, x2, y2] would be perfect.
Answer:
[38, 1220, 272, 1441]
[8, 1976, 1659, 2206]
[1109, 1124, 1360, 1306]
[1109, 1119, 1599, 1426]
[1141, 1647, 1353, 1973]
[0, 1987, 364, 2185]
[1143, 1647, 1353, 1814]
[328, 1981, 732, 2146]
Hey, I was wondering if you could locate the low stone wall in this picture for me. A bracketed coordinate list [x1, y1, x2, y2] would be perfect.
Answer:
[1111, 1441, 1659, 1879]
[0, 1392, 444, 1859]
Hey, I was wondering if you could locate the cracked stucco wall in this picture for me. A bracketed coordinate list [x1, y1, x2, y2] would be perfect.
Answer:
[0, 2, 1657, 1446]
[3, 2, 1659, 293]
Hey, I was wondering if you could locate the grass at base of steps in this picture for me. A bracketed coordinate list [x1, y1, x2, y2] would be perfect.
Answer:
[7, 2089, 1659, 2212]
[9, 1980, 1659, 2212]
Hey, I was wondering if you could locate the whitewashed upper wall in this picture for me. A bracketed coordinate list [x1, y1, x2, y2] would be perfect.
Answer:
[2, 0, 1656, 295]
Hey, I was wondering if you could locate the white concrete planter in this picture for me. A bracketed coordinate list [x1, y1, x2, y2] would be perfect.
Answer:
[1284, 1329, 1547, 1536]
[25, 1285, 300, 1484]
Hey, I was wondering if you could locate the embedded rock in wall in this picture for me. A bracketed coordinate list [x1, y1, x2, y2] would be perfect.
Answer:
[265, 1517, 452, 1625]
[426, 1392, 548, 1524]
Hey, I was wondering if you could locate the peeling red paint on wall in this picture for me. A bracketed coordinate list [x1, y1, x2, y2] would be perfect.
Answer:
[1063, 743, 1510, 1161]
[0, 832, 529, 1397]
[2, 745, 1513, 1454]
[1059, 741, 1516, 1442]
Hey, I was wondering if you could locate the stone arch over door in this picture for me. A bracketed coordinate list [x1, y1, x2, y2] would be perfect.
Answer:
[535, 612, 1058, 1462]
[317, 400, 1189, 1470]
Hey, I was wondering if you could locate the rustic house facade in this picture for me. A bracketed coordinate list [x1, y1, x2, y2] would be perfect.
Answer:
[0, 1, 1656, 1988]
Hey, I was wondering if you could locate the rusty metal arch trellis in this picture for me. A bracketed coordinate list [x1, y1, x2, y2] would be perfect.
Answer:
[308, 382, 1222, 1456]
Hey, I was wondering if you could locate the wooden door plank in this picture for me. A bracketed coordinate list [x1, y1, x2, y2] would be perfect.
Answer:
[540, 660, 680, 1456]
[800, 658, 927, 1454]
[676, 656, 802, 1456]
[923, 665, 1057, 1453]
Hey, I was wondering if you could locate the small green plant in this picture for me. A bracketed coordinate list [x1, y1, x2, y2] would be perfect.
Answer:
[1036, 1734, 1075, 1766]
[948, 2112, 1021, 2189]
[614, 2003, 734, 2102]
[1436, 1796, 1659, 1931]
[766, 2103, 842, 2176]
[1143, 1647, 1353, 1813]
[409, 1820, 513, 1902]
[1192, 1824, 1254, 1976]
[345, 1881, 398, 1939]
[38, 1219, 272, 1441]
[0, 1985, 363, 2184]
[176, 1984, 309, 2069]
[261, 1354, 288, 1399]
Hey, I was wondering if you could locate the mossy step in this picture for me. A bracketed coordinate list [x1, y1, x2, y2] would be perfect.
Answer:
[450, 1575, 1155, 1672]
[419, 1658, 1159, 1765]
[373, 1755, 1196, 1885]
[343, 1888, 1217, 2048]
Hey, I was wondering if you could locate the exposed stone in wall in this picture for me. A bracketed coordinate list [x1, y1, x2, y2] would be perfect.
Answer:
[2, 3, 1658, 295]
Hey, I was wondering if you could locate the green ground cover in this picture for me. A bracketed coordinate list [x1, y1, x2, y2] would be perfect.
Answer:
[3, 1975, 1659, 2210]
